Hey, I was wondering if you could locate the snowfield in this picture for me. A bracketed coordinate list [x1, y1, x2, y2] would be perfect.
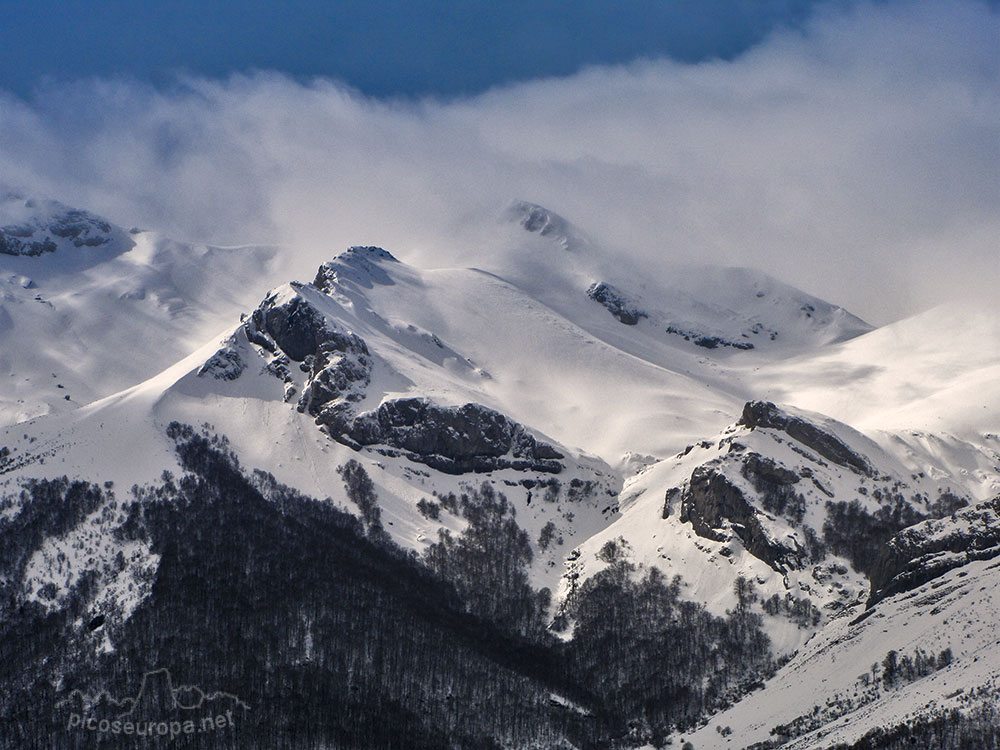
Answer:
[2, 194, 998, 748]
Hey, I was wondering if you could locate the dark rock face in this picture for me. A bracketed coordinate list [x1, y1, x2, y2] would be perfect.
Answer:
[741, 453, 805, 523]
[206, 255, 564, 476]
[48, 211, 113, 244]
[665, 326, 754, 350]
[197, 343, 246, 380]
[0, 209, 114, 256]
[586, 282, 647, 325]
[298, 347, 371, 419]
[509, 201, 572, 241]
[868, 497, 1000, 608]
[662, 487, 681, 518]
[0, 232, 56, 256]
[329, 398, 564, 475]
[201, 284, 374, 412]
[246, 292, 336, 363]
[739, 401, 873, 477]
[680, 464, 803, 571]
[242, 288, 373, 419]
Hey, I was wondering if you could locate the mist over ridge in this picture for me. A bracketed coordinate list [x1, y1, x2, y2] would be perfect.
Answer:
[1, 0, 996, 325]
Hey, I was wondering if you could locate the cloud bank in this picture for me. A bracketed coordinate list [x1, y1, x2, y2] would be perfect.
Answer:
[1, 0, 996, 324]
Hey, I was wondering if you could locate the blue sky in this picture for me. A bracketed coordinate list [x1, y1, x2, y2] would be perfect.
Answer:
[1, 0, 847, 98]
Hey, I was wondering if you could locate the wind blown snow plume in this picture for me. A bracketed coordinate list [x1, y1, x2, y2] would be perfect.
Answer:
[0, 0, 996, 323]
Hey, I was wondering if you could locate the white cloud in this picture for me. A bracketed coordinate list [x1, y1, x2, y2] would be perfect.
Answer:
[1, 0, 996, 324]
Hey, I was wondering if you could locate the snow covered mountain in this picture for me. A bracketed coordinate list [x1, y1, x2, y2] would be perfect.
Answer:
[0, 191, 279, 425]
[680, 497, 1000, 749]
[2, 194, 998, 749]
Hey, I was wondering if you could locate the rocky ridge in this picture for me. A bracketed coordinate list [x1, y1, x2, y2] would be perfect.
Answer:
[200, 248, 568, 476]
[868, 496, 1000, 608]
[0, 196, 123, 256]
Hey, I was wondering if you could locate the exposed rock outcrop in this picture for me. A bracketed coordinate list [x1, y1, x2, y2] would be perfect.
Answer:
[197, 343, 246, 381]
[200, 251, 569, 476]
[0, 231, 56, 257]
[504, 201, 587, 252]
[509, 201, 572, 242]
[665, 325, 755, 350]
[0, 209, 115, 256]
[245, 290, 347, 363]
[242, 288, 373, 420]
[586, 282, 647, 325]
[868, 497, 1000, 608]
[328, 398, 564, 475]
[313, 246, 398, 292]
[679, 463, 805, 571]
[739, 401, 873, 477]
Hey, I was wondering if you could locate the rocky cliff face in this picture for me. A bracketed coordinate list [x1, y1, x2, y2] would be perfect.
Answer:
[586, 282, 647, 325]
[679, 461, 804, 570]
[868, 497, 1000, 607]
[242, 286, 374, 420]
[0, 205, 118, 256]
[504, 200, 584, 252]
[330, 398, 564, 475]
[739, 400, 874, 477]
[201, 254, 566, 476]
[664, 324, 756, 350]
[646, 400, 974, 617]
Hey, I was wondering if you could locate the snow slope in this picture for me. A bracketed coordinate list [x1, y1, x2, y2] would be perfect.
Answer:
[750, 301, 1000, 440]
[558, 400, 979, 654]
[0, 202, 892, 638]
[3, 194, 1000, 747]
[0, 193, 280, 425]
[679, 500, 1000, 749]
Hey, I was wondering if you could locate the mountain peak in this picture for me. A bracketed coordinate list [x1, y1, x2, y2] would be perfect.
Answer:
[345, 245, 398, 263]
[0, 193, 129, 258]
[503, 200, 586, 252]
[313, 246, 399, 293]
